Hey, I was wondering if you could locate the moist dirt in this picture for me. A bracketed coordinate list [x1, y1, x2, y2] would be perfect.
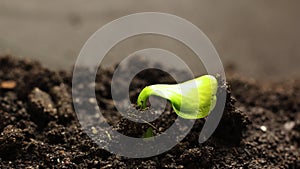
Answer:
[0, 55, 299, 168]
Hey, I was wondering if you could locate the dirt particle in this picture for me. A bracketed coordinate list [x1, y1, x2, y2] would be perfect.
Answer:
[284, 121, 295, 131]
[0, 80, 16, 89]
[260, 126, 267, 132]
[28, 88, 57, 128]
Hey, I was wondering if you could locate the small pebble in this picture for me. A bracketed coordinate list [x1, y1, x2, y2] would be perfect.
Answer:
[260, 126, 267, 132]
[88, 98, 97, 104]
[284, 121, 295, 131]
[0, 80, 16, 89]
[74, 98, 81, 103]
[91, 127, 98, 134]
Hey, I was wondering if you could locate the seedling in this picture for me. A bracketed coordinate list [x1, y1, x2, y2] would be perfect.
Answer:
[137, 75, 218, 119]
[142, 127, 154, 141]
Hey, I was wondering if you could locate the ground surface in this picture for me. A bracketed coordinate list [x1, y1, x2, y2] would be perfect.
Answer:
[0, 55, 299, 168]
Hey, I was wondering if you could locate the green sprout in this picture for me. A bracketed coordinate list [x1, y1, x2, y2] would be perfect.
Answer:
[142, 127, 154, 141]
[137, 75, 218, 119]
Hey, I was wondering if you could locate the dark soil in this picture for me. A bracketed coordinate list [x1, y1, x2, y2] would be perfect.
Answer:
[0, 55, 299, 168]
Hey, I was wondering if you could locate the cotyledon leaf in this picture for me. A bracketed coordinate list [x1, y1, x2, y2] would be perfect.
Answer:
[137, 75, 218, 119]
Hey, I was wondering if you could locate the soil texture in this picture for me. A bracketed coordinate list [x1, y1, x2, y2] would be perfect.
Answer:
[0, 55, 299, 168]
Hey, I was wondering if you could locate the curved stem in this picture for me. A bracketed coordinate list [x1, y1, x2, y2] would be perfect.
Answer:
[137, 86, 153, 109]
[137, 84, 176, 109]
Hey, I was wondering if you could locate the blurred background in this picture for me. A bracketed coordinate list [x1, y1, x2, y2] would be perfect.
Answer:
[0, 0, 299, 80]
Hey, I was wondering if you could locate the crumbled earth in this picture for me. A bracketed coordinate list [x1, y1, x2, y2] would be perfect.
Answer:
[0, 55, 299, 168]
